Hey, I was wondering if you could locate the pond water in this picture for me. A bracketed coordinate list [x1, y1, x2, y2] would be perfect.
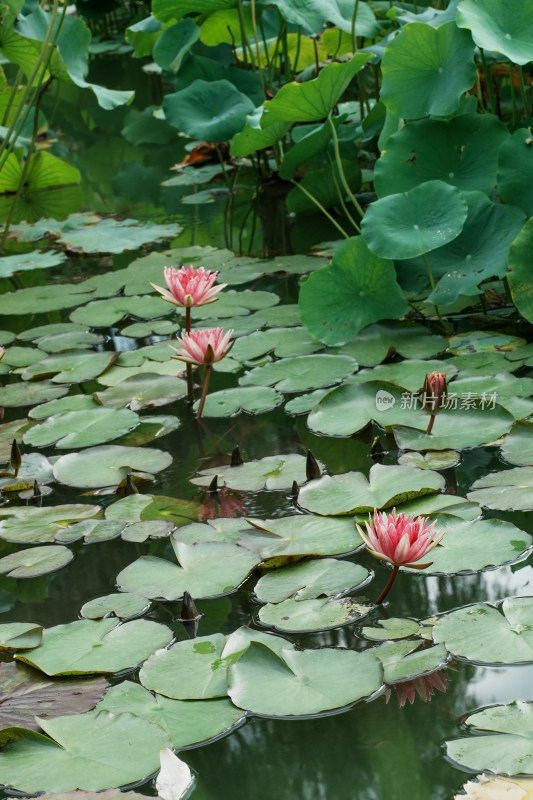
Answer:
[1, 54, 533, 800]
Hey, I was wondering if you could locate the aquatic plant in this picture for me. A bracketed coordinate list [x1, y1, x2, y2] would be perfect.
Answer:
[422, 371, 448, 434]
[170, 327, 234, 418]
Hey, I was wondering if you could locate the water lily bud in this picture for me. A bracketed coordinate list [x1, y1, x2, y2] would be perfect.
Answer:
[10, 439, 21, 477]
[181, 591, 200, 621]
[422, 371, 447, 415]
[231, 445, 244, 467]
[291, 480, 299, 501]
[125, 474, 139, 495]
[208, 474, 218, 493]
[306, 449, 321, 481]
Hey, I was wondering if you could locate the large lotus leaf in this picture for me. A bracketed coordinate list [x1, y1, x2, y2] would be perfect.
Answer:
[192, 289, 279, 321]
[277, 115, 345, 181]
[80, 593, 150, 620]
[254, 558, 370, 603]
[0, 623, 42, 651]
[231, 327, 323, 362]
[153, 17, 200, 71]
[361, 618, 422, 641]
[195, 386, 284, 417]
[362, 181, 467, 260]
[0, 284, 96, 315]
[53, 446, 172, 488]
[22, 350, 118, 384]
[354, 358, 456, 392]
[0, 380, 69, 407]
[0, 505, 101, 544]
[237, 515, 362, 558]
[381, 22, 475, 118]
[307, 380, 428, 436]
[467, 467, 533, 511]
[258, 596, 371, 633]
[228, 642, 382, 716]
[374, 114, 509, 197]
[96, 680, 244, 747]
[192, 453, 313, 491]
[16, 618, 173, 676]
[23, 408, 139, 449]
[457, 0, 533, 64]
[69, 295, 169, 326]
[298, 464, 444, 515]
[308, 0, 379, 36]
[508, 218, 533, 325]
[446, 702, 533, 776]
[230, 108, 291, 158]
[299, 237, 408, 345]
[0, 662, 108, 731]
[336, 321, 447, 365]
[261, 54, 369, 125]
[0, 545, 73, 578]
[433, 597, 533, 664]
[0, 710, 171, 792]
[501, 421, 533, 466]
[240, 353, 356, 393]
[140, 633, 228, 699]
[164, 79, 254, 141]
[94, 376, 187, 409]
[117, 540, 259, 600]
[0, 250, 66, 278]
[374, 640, 448, 683]
[498, 129, 533, 216]
[57, 218, 182, 254]
[393, 402, 515, 451]
[36, 331, 105, 353]
[405, 517, 532, 575]
[426, 191, 526, 304]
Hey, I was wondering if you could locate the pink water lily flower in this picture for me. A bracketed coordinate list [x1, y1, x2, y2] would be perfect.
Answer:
[357, 508, 444, 568]
[151, 265, 226, 308]
[171, 327, 234, 367]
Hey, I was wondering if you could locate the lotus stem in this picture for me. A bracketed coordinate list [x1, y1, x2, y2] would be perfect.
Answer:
[518, 65, 530, 119]
[426, 414, 435, 434]
[480, 49, 497, 116]
[196, 365, 212, 419]
[250, 0, 265, 94]
[185, 307, 194, 404]
[290, 179, 350, 239]
[351, 0, 360, 53]
[328, 115, 366, 220]
[374, 565, 400, 605]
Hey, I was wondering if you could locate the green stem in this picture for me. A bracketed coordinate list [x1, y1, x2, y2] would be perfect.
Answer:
[518, 64, 530, 119]
[196, 365, 212, 419]
[328, 115, 366, 219]
[510, 65, 517, 127]
[329, 155, 360, 232]
[375, 565, 400, 605]
[280, 21, 291, 82]
[292, 25, 302, 74]
[290, 179, 350, 238]
[1, 66, 23, 126]
[250, 0, 265, 94]
[351, 0, 360, 53]
[480, 49, 497, 116]
[236, 0, 249, 67]
[185, 307, 194, 404]
[421, 253, 435, 289]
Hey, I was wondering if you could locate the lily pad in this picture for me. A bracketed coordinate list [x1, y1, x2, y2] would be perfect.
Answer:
[231, 327, 323, 362]
[446, 701, 533, 776]
[501, 421, 533, 466]
[335, 321, 447, 365]
[29, 394, 99, 420]
[140, 633, 228, 700]
[0, 453, 53, 488]
[94, 375, 187, 409]
[57, 217, 182, 254]
[449, 330, 526, 354]
[454, 775, 533, 798]
[0, 284, 96, 315]
[0, 380, 69, 408]
[0, 623, 42, 651]
[113, 415, 180, 446]
[467, 467, 533, 511]
[361, 618, 421, 641]
[69, 295, 169, 327]
[237, 515, 362, 558]
[22, 351, 118, 384]
[23, 408, 139, 449]
[398, 450, 460, 470]
[192, 454, 314, 491]
[1, 346, 44, 368]
[0, 710, 171, 792]
[55, 520, 125, 545]
[254, 558, 370, 603]
[258, 596, 372, 633]
[0, 545, 73, 578]
[298, 464, 445, 515]
[53, 446, 172, 488]
[195, 386, 284, 417]
[239, 354, 357, 393]
[433, 597, 533, 664]
[227, 641, 382, 717]
[117, 539, 259, 601]
[106, 494, 200, 528]
[16, 618, 173, 676]
[0, 505, 101, 545]
[0, 662, 108, 731]
[374, 640, 448, 683]
[80, 594, 150, 620]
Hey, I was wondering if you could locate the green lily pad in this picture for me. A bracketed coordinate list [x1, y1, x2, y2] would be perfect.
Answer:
[80, 594, 151, 620]
[23, 408, 139, 449]
[284, 388, 330, 415]
[36, 331, 105, 353]
[231, 328, 323, 362]
[381, 21, 475, 118]
[298, 464, 444, 515]
[0, 710, 171, 792]
[398, 450, 460, 470]
[239, 354, 357, 393]
[53, 445, 172, 488]
[16, 617, 173, 676]
[433, 597, 533, 665]
[362, 180, 468, 260]
[175, 518, 248, 546]
[55, 520, 125, 545]
[1, 346, 44, 368]
[0, 380, 69, 408]
[194, 386, 284, 417]
[467, 466, 533, 510]
[22, 351, 118, 384]
[374, 114, 508, 197]
[508, 217, 533, 325]
[192, 453, 314, 491]
[361, 618, 421, 641]
[254, 558, 370, 603]
[17, 323, 89, 341]
[106, 494, 200, 528]
[0, 622, 42, 651]
[94, 375, 187, 409]
[258, 596, 372, 633]
[457, 0, 533, 64]
[354, 358, 455, 392]
[0, 661, 108, 731]
[117, 539, 259, 600]
[449, 330, 526, 354]
[193, 289, 279, 321]
[113, 414, 180, 446]
[0, 545, 73, 578]
[446, 701, 533, 775]
[374, 640, 448, 683]
[228, 641, 382, 717]
[396, 493, 480, 520]
[29, 395, 98, 420]
[96, 680, 245, 747]
[140, 633, 228, 700]
[335, 321, 447, 365]
[501, 421, 533, 465]
[236, 515, 362, 558]
[0, 453, 53, 488]
[0, 505, 101, 545]
[0, 284, 96, 315]
[69, 295, 169, 327]
[405, 517, 531, 575]
[97, 361, 184, 387]
[121, 320, 180, 337]
[57, 217, 182, 254]
[299, 237, 408, 346]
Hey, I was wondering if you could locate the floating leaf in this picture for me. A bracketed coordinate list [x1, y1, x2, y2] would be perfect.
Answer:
[374, 640, 447, 683]
[53, 446, 172, 488]
[239, 354, 357, 393]
[0, 545, 73, 578]
[456, 774, 533, 799]
[467, 467, 533, 511]
[0, 283, 96, 315]
[192, 454, 314, 491]
[501, 421, 533, 466]
[94, 375, 187, 409]
[258, 596, 371, 633]
[298, 464, 444, 515]
[57, 218, 182, 254]
[0, 380, 69, 408]
[80, 594, 150, 620]
[398, 450, 460, 470]
[16, 618, 173, 676]
[29, 395, 98, 420]
[0, 622, 42, 651]
[69, 295, 168, 327]
[361, 618, 421, 641]
[22, 350, 118, 384]
[254, 558, 370, 603]
[237, 515, 362, 558]
[0, 505, 101, 544]
[140, 633, 228, 699]
[195, 386, 283, 417]
[36, 331, 105, 353]
[335, 320, 447, 365]
[23, 408, 139, 449]
[448, 330, 526, 355]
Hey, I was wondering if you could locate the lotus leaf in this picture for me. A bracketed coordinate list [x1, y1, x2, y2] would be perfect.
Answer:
[193, 289, 279, 321]
[117, 540, 259, 600]
[52, 445, 172, 488]
[498, 129, 533, 216]
[140, 633, 228, 699]
[80, 594, 150, 620]
[449, 330, 526, 354]
[231, 328, 323, 362]
[361, 618, 421, 641]
[0, 504, 101, 544]
[446, 701, 533, 776]
[69, 295, 168, 327]
[0, 380, 69, 408]
[467, 467, 533, 510]
[0, 453, 53, 487]
[508, 218, 533, 325]
[0, 710, 171, 792]
[192, 453, 313, 491]
[374, 640, 448, 683]
[501, 421, 533, 466]
[96, 680, 244, 747]
[175, 518, 247, 545]
[55, 520, 126, 545]
[0, 545, 73, 578]
[336, 321, 447, 364]
[354, 358, 456, 392]
[0, 622, 42, 650]
[94, 375, 187, 409]
[298, 464, 445, 515]
[254, 557, 370, 603]
[16, 617, 173, 676]
[164, 79, 255, 141]
[36, 331, 105, 353]
[396, 493, 480, 521]
[56, 218, 182, 254]
[23, 408, 139, 449]
[17, 322, 89, 341]
[258, 596, 372, 633]
[236, 515, 362, 558]
[457, 0, 533, 64]
[0, 249, 62, 275]
[22, 350, 118, 384]
[0, 283, 96, 315]
[239, 354, 357, 393]
[1, 346, 43, 368]
[194, 386, 284, 417]
[398, 450, 460, 470]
